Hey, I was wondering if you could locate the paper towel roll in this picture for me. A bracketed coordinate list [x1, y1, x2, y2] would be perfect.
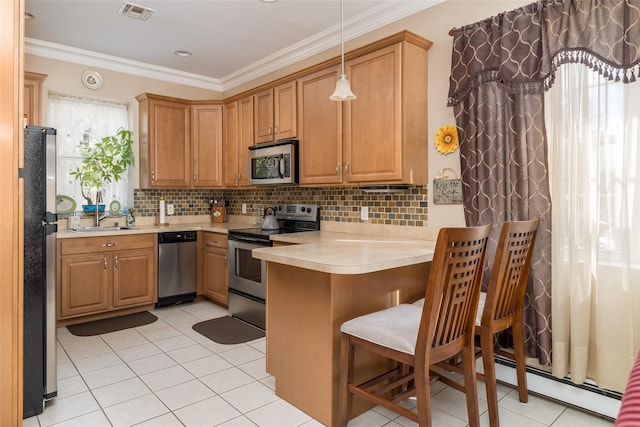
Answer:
[159, 198, 166, 224]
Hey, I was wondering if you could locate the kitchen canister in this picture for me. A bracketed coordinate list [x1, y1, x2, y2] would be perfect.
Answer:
[211, 207, 226, 223]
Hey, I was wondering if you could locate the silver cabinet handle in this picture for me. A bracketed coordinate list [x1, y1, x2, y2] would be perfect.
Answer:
[336, 162, 340, 178]
[151, 170, 155, 182]
[103, 257, 108, 271]
[206, 240, 220, 246]
[102, 243, 118, 247]
[193, 174, 197, 183]
[344, 161, 350, 177]
[268, 126, 273, 136]
[114, 256, 119, 269]
[274, 125, 278, 135]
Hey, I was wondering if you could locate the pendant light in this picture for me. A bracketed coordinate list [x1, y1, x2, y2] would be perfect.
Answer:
[330, 0, 356, 101]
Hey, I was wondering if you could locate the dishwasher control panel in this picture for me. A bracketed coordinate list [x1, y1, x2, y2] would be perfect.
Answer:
[158, 231, 197, 243]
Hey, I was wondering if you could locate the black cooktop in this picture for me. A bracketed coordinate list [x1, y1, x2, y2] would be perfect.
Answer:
[229, 203, 320, 242]
[229, 227, 295, 238]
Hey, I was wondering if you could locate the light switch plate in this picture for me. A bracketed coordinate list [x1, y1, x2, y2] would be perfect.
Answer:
[361, 206, 369, 221]
[167, 204, 174, 215]
[242, 203, 247, 214]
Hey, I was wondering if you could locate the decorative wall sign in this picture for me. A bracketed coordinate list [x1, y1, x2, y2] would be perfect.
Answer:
[433, 168, 463, 205]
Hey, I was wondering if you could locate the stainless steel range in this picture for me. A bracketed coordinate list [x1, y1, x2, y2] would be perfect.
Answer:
[227, 203, 320, 329]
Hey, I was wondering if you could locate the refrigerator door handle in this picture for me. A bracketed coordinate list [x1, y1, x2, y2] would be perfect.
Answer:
[44, 223, 57, 235]
[45, 211, 57, 223]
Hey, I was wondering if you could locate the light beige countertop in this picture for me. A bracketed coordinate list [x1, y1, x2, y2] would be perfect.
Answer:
[56, 215, 256, 239]
[57, 215, 438, 275]
[254, 232, 436, 274]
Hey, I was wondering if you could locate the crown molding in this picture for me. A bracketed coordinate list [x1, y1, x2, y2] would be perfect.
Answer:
[25, 0, 442, 92]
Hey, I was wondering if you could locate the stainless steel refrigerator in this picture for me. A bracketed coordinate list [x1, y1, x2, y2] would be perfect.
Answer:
[23, 126, 57, 418]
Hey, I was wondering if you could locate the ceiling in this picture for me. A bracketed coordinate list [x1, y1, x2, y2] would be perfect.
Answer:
[24, 0, 442, 92]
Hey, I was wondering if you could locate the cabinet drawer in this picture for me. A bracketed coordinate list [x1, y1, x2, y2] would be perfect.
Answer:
[60, 234, 156, 255]
[203, 232, 228, 249]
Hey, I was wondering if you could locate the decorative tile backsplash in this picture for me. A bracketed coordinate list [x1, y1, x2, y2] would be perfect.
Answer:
[134, 186, 429, 226]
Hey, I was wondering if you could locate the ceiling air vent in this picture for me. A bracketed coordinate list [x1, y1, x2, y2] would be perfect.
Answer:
[117, 1, 155, 21]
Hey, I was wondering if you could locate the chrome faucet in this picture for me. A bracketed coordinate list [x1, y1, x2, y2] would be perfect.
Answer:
[94, 190, 108, 227]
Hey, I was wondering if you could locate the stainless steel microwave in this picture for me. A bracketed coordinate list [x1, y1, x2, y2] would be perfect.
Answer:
[248, 140, 298, 185]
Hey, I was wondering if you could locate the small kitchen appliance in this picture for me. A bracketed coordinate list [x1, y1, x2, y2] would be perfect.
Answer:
[228, 203, 320, 329]
[248, 139, 298, 185]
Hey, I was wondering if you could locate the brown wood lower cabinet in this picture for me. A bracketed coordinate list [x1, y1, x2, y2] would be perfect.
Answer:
[201, 232, 228, 306]
[57, 234, 157, 322]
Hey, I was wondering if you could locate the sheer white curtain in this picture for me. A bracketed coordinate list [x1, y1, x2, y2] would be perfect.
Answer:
[546, 63, 640, 392]
[49, 93, 130, 214]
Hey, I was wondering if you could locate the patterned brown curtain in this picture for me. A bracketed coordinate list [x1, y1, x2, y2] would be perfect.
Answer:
[448, 0, 640, 365]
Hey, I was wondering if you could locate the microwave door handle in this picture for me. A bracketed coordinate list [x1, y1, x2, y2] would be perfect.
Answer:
[278, 155, 285, 178]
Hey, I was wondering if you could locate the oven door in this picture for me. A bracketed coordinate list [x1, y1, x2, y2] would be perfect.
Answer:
[227, 237, 269, 329]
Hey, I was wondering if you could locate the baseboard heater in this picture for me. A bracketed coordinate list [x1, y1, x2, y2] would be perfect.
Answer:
[492, 355, 621, 420]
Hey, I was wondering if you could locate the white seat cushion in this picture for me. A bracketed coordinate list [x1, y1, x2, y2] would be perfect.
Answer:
[414, 292, 487, 326]
[340, 304, 422, 355]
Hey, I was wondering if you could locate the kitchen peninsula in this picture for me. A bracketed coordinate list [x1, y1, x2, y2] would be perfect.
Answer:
[252, 234, 436, 426]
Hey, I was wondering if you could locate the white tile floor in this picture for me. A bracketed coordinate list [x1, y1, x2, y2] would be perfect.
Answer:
[24, 300, 616, 427]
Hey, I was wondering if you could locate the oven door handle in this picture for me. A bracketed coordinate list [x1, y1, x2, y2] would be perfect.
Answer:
[230, 235, 271, 245]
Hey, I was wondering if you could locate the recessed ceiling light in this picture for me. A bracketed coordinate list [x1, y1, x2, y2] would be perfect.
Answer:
[174, 50, 192, 57]
[260, 0, 278, 3]
[24, 11, 35, 20]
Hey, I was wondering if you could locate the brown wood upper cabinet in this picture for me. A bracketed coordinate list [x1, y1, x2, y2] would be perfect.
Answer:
[191, 103, 223, 187]
[224, 96, 254, 187]
[298, 34, 430, 186]
[297, 65, 343, 185]
[24, 71, 47, 126]
[136, 93, 223, 188]
[254, 81, 297, 144]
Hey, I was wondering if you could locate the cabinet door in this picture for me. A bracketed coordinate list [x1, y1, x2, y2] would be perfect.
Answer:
[223, 100, 239, 187]
[237, 96, 254, 186]
[274, 81, 297, 141]
[192, 104, 223, 187]
[223, 97, 253, 187]
[203, 246, 228, 305]
[254, 89, 274, 144]
[60, 253, 110, 318]
[149, 99, 191, 187]
[298, 66, 343, 185]
[24, 72, 46, 126]
[344, 44, 402, 183]
[112, 248, 156, 308]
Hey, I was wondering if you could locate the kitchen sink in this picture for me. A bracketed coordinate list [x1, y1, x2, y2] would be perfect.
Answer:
[69, 226, 139, 232]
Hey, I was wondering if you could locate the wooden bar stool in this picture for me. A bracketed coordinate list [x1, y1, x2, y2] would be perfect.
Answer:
[337, 225, 491, 427]
[425, 219, 539, 427]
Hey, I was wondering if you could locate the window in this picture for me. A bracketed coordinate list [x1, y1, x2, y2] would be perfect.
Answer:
[546, 63, 640, 264]
[49, 94, 130, 214]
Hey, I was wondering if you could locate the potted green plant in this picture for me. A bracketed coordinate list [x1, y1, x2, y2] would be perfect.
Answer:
[69, 128, 134, 212]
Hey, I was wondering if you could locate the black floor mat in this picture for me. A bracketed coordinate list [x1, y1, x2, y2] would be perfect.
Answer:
[192, 316, 264, 344]
[67, 311, 157, 336]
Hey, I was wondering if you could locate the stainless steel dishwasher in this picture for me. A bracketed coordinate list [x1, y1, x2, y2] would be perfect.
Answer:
[157, 231, 197, 307]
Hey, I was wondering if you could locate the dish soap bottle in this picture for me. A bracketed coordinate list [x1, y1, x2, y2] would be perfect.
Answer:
[126, 208, 135, 227]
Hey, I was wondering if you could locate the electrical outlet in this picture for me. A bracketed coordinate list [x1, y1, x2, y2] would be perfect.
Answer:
[242, 203, 247, 214]
[167, 204, 174, 215]
[361, 206, 369, 221]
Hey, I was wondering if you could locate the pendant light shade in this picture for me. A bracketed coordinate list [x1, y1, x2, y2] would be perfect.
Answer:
[330, 0, 356, 101]
[330, 74, 356, 101]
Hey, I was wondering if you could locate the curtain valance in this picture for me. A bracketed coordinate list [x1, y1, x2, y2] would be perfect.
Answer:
[447, 0, 640, 106]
